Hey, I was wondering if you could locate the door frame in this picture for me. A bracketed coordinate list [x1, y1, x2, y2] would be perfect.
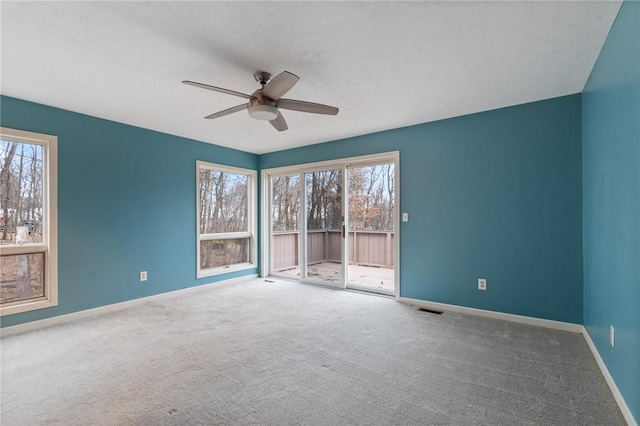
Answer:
[261, 151, 400, 299]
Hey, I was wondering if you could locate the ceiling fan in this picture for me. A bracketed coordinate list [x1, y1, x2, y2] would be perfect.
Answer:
[182, 71, 339, 132]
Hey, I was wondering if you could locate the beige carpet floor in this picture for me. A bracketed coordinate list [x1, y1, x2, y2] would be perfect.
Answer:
[0, 278, 625, 425]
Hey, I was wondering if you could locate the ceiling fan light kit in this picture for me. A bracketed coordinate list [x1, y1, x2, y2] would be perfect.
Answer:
[182, 70, 339, 132]
[248, 104, 278, 121]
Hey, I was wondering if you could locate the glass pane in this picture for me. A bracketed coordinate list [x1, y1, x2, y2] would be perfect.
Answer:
[200, 239, 249, 269]
[272, 175, 301, 277]
[347, 163, 395, 293]
[1, 141, 44, 245]
[272, 175, 300, 232]
[305, 169, 343, 283]
[348, 163, 395, 231]
[199, 170, 248, 234]
[1, 253, 45, 304]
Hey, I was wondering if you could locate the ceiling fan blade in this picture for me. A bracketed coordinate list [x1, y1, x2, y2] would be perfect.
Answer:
[205, 104, 248, 119]
[269, 112, 288, 132]
[277, 98, 339, 115]
[183, 80, 251, 99]
[261, 71, 299, 101]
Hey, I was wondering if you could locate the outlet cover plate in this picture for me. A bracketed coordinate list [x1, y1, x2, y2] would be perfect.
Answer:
[478, 278, 487, 290]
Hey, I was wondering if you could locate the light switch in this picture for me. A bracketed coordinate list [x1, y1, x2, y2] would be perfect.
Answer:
[402, 213, 409, 222]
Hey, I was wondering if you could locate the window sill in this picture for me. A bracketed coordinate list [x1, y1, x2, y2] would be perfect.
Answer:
[197, 262, 256, 279]
[1, 297, 58, 317]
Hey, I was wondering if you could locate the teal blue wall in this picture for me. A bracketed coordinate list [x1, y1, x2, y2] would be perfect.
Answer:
[582, 1, 639, 421]
[261, 94, 584, 323]
[0, 96, 258, 327]
[1, 96, 584, 326]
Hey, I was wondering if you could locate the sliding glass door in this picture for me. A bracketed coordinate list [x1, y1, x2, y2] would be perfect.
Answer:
[304, 168, 344, 285]
[271, 174, 301, 280]
[346, 163, 395, 294]
[267, 153, 397, 295]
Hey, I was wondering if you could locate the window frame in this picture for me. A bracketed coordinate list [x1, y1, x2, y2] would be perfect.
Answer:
[0, 127, 58, 316]
[196, 161, 257, 278]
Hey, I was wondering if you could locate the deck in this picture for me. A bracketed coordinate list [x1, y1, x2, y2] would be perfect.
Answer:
[275, 262, 395, 292]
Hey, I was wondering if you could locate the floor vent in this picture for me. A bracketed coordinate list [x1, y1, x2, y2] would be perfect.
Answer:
[264, 279, 275, 283]
[418, 307, 443, 315]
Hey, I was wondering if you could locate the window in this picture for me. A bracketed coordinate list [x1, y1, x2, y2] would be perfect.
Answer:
[1, 127, 57, 316]
[197, 161, 256, 278]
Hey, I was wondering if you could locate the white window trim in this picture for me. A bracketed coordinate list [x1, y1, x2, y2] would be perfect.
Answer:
[0, 127, 58, 316]
[196, 161, 257, 278]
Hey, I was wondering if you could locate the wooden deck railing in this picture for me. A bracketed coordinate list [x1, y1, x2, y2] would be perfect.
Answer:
[273, 229, 394, 270]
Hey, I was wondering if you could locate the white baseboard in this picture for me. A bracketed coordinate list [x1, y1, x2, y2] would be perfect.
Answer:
[0, 274, 258, 338]
[398, 297, 583, 332]
[582, 326, 637, 426]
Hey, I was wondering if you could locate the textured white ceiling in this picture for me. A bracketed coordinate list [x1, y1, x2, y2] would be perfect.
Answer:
[0, 1, 621, 154]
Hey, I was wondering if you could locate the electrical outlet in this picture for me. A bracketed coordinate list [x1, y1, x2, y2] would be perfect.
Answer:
[478, 278, 487, 290]
[610, 325, 615, 347]
[140, 271, 147, 282]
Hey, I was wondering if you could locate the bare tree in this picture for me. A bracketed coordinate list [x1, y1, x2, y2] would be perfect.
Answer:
[347, 164, 394, 231]
[306, 170, 342, 230]
[0, 142, 18, 241]
[272, 175, 301, 231]
[270, 166, 396, 233]
[199, 170, 250, 268]
[1, 140, 45, 303]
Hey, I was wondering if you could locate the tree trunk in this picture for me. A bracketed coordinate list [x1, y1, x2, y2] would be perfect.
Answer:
[16, 145, 25, 227]
[15, 255, 31, 300]
[1, 142, 18, 241]
[15, 227, 31, 300]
